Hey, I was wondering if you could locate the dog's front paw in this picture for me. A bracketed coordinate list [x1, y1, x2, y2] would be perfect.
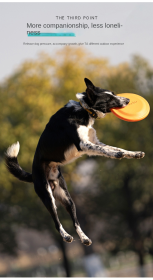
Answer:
[82, 238, 92, 246]
[135, 151, 145, 159]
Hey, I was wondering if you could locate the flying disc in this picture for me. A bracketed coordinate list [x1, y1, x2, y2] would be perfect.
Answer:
[110, 93, 150, 122]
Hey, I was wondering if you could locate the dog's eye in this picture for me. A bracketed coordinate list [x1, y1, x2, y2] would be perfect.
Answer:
[109, 95, 114, 101]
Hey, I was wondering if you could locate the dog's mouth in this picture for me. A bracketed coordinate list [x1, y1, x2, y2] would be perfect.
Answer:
[114, 104, 127, 109]
[107, 103, 129, 113]
[110, 97, 130, 111]
[121, 104, 128, 108]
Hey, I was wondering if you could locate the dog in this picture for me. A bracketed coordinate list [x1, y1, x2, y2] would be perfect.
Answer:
[5, 78, 145, 246]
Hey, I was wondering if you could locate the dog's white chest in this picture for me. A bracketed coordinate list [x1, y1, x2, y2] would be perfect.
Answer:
[63, 124, 97, 165]
[77, 124, 97, 143]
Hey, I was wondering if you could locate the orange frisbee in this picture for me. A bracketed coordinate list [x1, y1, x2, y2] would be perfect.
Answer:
[111, 93, 150, 122]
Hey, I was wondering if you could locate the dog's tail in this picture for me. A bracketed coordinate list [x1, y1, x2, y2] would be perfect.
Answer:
[5, 142, 33, 183]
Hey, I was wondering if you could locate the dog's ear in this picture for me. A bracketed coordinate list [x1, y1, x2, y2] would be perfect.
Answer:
[84, 78, 95, 89]
[84, 78, 96, 105]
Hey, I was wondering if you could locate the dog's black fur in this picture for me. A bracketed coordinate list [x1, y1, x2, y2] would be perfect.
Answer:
[5, 78, 145, 245]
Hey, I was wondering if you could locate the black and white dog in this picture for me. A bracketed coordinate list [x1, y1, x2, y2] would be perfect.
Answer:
[5, 78, 145, 246]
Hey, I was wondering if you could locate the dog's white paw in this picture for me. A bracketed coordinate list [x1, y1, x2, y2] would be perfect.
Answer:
[135, 151, 145, 159]
[82, 238, 92, 246]
[59, 225, 73, 243]
[63, 235, 73, 243]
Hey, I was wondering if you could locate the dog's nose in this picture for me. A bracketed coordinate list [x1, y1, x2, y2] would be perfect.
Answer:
[126, 98, 130, 105]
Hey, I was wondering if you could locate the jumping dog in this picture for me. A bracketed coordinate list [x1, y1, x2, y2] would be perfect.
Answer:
[5, 78, 145, 246]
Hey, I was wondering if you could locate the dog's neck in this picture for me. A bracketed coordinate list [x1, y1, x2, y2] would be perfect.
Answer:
[76, 93, 106, 119]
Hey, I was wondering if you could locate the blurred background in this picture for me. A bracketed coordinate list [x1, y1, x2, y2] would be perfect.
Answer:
[0, 46, 153, 277]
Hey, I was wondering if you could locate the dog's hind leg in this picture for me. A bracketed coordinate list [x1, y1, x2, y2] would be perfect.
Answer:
[33, 168, 73, 243]
[54, 172, 92, 246]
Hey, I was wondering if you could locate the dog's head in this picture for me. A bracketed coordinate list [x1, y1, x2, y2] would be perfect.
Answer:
[77, 78, 130, 114]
